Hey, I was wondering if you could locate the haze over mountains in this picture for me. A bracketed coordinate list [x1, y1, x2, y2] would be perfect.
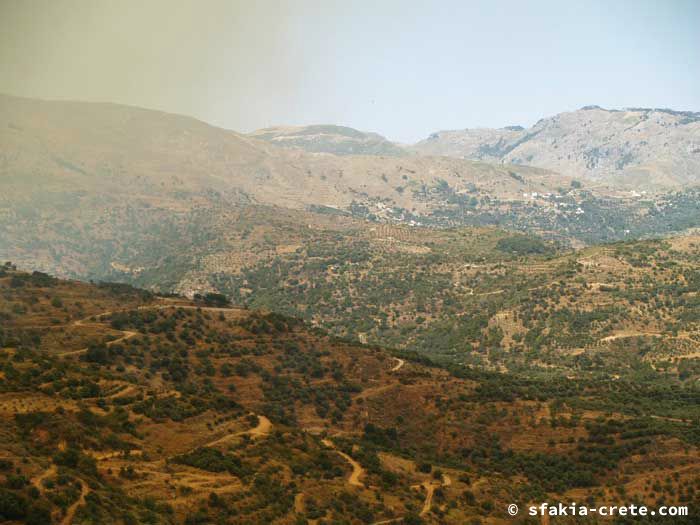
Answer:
[249, 124, 407, 157]
[247, 105, 700, 190]
[4, 95, 699, 202]
[1, 70, 700, 525]
[1, 93, 699, 289]
[0, 93, 566, 210]
[2, 2, 699, 523]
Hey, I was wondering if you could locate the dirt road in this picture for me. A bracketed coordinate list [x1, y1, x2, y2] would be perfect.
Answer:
[59, 303, 244, 357]
[207, 415, 272, 447]
[390, 357, 405, 372]
[31, 465, 56, 492]
[322, 438, 365, 487]
[61, 478, 89, 525]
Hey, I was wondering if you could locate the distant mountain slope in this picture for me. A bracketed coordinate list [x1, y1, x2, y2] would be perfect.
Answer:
[413, 106, 700, 189]
[0, 93, 571, 212]
[249, 124, 407, 156]
[0, 94, 586, 280]
[2, 95, 699, 283]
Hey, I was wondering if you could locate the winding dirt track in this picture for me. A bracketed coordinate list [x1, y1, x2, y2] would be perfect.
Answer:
[600, 331, 662, 343]
[48, 302, 255, 522]
[30, 465, 90, 524]
[419, 481, 438, 516]
[61, 478, 89, 525]
[59, 304, 245, 358]
[49, 302, 435, 523]
[207, 415, 273, 447]
[413, 473, 451, 517]
[31, 464, 56, 492]
[58, 329, 138, 357]
[321, 439, 365, 487]
[390, 357, 405, 372]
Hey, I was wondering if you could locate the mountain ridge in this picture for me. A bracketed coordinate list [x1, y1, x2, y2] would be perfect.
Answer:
[413, 105, 700, 189]
[2, 95, 700, 287]
[248, 124, 408, 157]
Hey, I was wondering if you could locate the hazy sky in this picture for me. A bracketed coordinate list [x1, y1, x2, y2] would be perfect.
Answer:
[1, 0, 698, 142]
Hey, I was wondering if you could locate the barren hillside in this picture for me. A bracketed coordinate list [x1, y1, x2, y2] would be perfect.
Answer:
[414, 106, 700, 189]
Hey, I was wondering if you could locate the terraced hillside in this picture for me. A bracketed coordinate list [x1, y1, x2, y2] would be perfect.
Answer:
[185, 219, 700, 379]
[1, 260, 699, 523]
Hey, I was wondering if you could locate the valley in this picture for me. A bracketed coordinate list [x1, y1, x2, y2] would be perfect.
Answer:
[1, 2, 699, 523]
[1, 228, 699, 523]
[0, 96, 699, 524]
